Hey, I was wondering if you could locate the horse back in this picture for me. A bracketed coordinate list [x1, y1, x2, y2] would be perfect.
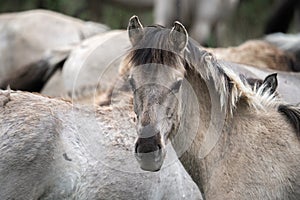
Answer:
[0, 90, 64, 199]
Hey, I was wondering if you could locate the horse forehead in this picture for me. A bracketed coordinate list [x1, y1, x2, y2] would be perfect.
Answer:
[132, 65, 182, 84]
[141, 85, 168, 96]
[136, 85, 169, 104]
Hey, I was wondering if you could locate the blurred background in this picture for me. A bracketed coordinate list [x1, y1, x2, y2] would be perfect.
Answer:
[1, 0, 299, 47]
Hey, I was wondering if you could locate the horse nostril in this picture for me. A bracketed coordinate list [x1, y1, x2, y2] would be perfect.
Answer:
[135, 131, 163, 154]
[135, 143, 139, 153]
[157, 144, 162, 150]
[135, 141, 162, 154]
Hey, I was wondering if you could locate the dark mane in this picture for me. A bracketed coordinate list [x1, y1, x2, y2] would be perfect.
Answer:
[278, 104, 300, 138]
[188, 41, 236, 111]
[126, 25, 185, 71]
[0, 59, 65, 92]
[128, 48, 183, 67]
[183, 39, 233, 94]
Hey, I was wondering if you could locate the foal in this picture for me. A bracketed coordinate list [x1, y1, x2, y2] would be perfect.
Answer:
[125, 16, 300, 200]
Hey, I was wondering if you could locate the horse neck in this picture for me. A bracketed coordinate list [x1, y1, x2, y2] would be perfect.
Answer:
[173, 67, 231, 190]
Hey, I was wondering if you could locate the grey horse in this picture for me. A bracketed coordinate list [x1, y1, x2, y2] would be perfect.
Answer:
[0, 89, 202, 199]
[125, 16, 300, 199]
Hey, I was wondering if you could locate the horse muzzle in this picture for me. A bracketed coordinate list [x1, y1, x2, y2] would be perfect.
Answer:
[134, 134, 166, 172]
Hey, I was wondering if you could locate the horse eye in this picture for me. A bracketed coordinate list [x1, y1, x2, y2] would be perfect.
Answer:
[166, 107, 173, 118]
[134, 104, 138, 114]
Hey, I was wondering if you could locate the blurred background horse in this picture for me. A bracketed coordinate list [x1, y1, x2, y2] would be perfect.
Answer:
[154, 0, 239, 45]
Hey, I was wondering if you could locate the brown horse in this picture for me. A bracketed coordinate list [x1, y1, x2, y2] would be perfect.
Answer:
[124, 16, 300, 199]
[206, 40, 295, 72]
[265, 32, 300, 72]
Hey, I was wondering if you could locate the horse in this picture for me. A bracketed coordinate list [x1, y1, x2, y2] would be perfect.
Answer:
[0, 89, 202, 199]
[62, 30, 129, 101]
[103, 0, 153, 9]
[264, 32, 300, 72]
[0, 46, 70, 92]
[0, 9, 109, 92]
[124, 16, 300, 199]
[206, 40, 295, 72]
[154, 0, 239, 44]
[40, 30, 130, 105]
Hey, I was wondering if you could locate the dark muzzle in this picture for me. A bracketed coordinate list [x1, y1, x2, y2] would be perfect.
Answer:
[134, 125, 166, 171]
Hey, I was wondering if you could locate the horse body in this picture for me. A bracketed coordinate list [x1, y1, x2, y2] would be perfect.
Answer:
[179, 72, 300, 199]
[105, 0, 153, 9]
[125, 16, 300, 199]
[154, 0, 239, 44]
[207, 40, 295, 71]
[41, 30, 130, 105]
[0, 90, 202, 199]
[265, 33, 300, 71]
[221, 113, 299, 199]
[41, 69, 66, 97]
[0, 9, 108, 91]
[0, 46, 70, 92]
[62, 30, 129, 96]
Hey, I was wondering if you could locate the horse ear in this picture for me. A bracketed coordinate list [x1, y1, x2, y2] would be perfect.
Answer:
[262, 73, 278, 94]
[128, 15, 144, 46]
[170, 21, 188, 52]
[170, 79, 183, 93]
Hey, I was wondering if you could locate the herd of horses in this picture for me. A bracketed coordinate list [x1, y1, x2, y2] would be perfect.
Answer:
[1, 10, 300, 200]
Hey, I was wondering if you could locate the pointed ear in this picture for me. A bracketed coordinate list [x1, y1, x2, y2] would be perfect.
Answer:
[170, 79, 183, 93]
[128, 15, 144, 46]
[169, 21, 188, 52]
[262, 73, 278, 94]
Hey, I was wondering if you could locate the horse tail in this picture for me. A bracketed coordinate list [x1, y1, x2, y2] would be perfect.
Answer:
[0, 47, 70, 92]
[278, 104, 300, 139]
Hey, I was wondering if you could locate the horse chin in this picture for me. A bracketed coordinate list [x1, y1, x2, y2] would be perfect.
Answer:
[135, 149, 166, 172]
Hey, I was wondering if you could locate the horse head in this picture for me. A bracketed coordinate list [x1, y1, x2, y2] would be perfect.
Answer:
[126, 16, 188, 171]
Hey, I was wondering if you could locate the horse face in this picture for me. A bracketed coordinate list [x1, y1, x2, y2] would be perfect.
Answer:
[127, 15, 188, 172]
[129, 67, 182, 172]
